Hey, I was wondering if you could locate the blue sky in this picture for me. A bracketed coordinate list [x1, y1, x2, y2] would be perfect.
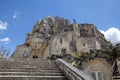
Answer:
[0, 0, 120, 56]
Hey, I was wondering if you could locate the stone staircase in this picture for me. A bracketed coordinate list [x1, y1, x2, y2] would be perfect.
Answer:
[0, 58, 67, 80]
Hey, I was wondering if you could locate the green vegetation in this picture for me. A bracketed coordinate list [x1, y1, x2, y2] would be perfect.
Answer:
[72, 61, 78, 67]
[72, 51, 85, 58]
[26, 32, 32, 37]
[0, 46, 10, 58]
[32, 29, 39, 34]
[71, 51, 86, 67]
[111, 48, 118, 60]
[111, 47, 120, 76]
[26, 29, 39, 37]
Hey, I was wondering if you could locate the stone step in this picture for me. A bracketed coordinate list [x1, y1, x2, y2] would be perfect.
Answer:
[0, 65, 57, 69]
[0, 75, 66, 80]
[0, 59, 55, 63]
[0, 59, 55, 64]
[0, 63, 57, 68]
[0, 62, 56, 65]
[0, 72, 63, 76]
[0, 67, 59, 70]
[0, 59, 68, 80]
[0, 69, 61, 73]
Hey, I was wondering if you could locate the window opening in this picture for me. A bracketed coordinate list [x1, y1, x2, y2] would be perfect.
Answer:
[33, 55, 38, 59]
[23, 50, 28, 58]
[60, 38, 62, 44]
[91, 71, 103, 80]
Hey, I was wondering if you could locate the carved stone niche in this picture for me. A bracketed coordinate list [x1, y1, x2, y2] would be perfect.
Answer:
[29, 49, 43, 59]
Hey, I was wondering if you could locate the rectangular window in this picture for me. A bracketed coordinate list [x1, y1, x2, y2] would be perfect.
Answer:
[98, 72, 103, 80]
[91, 73, 96, 80]
[91, 71, 103, 80]
[60, 38, 62, 44]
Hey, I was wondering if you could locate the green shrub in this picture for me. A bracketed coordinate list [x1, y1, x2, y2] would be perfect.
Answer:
[26, 32, 32, 37]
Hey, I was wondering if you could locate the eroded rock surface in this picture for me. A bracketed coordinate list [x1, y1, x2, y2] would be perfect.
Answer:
[12, 16, 112, 58]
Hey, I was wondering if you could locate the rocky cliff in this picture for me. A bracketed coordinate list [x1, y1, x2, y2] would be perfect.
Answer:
[12, 16, 113, 58]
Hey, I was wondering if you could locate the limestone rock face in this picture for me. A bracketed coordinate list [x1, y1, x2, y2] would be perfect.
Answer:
[12, 16, 112, 58]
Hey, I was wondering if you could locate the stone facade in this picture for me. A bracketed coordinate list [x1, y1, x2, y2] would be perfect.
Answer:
[11, 45, 29, 58]
[12, 16, 112, 59]
[82, 58, 112, 80]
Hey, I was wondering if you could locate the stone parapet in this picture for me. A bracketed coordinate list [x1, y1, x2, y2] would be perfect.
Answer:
[56, 59, 93, 80]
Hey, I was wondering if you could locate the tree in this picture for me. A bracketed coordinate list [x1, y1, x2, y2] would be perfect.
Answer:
[0, 46, 10, 58]
[112, 48, 118, 60]
[26, 32, 32, 37]
[112, 48, 120, 76]
[73, 19, 77, 24]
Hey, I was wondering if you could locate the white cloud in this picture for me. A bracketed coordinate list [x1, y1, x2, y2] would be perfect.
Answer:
[0, 37, 10, 44]
[99, 27, 120, 43]
[13, 11, 20, 19]
[0, 21, 8, 30]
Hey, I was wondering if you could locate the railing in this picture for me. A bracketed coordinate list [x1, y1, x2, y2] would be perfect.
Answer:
[56, 59, 93, 80]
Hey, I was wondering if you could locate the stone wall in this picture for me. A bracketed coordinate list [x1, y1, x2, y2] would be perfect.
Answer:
[11, 45, 29, 58]
[50, 31, 101, 55]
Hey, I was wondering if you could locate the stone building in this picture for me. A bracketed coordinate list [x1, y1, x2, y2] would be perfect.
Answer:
[11, 16, 112, 59]
[82, 58, 112, 80]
